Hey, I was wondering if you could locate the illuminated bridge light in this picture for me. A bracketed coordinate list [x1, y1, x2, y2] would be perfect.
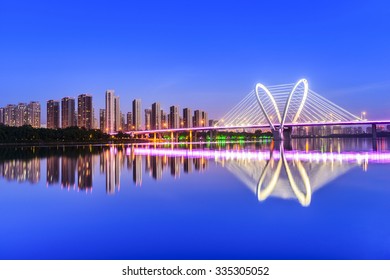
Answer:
[133, 148, 390, 164]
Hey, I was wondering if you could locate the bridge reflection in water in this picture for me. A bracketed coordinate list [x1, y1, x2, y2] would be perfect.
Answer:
[1, 142, 390, 206]
[133, 142, 390, 206]
[221, 144, 356, 206]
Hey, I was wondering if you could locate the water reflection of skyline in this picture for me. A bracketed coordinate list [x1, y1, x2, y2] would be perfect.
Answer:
[0, 139, 389, 205]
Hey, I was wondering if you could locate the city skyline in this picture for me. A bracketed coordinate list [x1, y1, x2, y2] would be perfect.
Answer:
[1, 1, 389, 122]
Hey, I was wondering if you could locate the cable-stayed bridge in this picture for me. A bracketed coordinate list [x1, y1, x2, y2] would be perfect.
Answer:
[132, 79, 390, 140]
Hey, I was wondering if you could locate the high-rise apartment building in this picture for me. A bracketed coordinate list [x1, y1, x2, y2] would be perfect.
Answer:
[1, 102, 40, 128]
[77, 94, 93, 129]
[61, 97, 76, 128]
[151, 102, 161, 130]
[47, 100, 60, 129]
[4, 104, 16, 126]
[183, 108, 192, 128]
[105, 90, 115, 133]
[0, 108, 4, 124]
[126, 112, 133, 131]
[114, 96, 121, 131]
[27, 101, 41, 128]
[15, 103, 28, 127]
[161, 110, 167, 128]
[169, 105, 179, 129]
[100, 109, 105, 131]
[202, 111, 208, 127]
[194, 110, 208, 127]
[132, 99, 141, 131]
[144, 109, 151, 130]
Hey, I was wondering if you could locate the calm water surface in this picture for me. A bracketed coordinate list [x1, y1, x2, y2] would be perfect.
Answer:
[0, 138, 390, 259]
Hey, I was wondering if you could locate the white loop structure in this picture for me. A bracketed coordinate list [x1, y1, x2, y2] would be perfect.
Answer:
[281, 78, 309, 129]
[254, 79, 308, 134]
[254, 83, 281, 131]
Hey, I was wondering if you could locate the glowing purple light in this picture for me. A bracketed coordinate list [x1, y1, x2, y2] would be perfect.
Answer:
[133, 148, 390, 163]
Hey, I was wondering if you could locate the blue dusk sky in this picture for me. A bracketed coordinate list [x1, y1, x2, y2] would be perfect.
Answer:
[0, 0, 389, 123]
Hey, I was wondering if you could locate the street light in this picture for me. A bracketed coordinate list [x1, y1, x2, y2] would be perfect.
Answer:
[361, 111, 366, 121]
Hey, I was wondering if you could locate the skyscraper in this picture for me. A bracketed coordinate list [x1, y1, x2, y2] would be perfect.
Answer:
[0, 108, 4, 124]
[105, 90, 115, 133]
[202, 111, 208, 127]
[114, 95, 121, 131]
[169, 105, 179, 129]
[4, 104, 16, 126]
[183, 108, 192, 128]
[144, 109, 151, 130]
[61, 97, 76, 128]
[126, 112, 133, 131]
[151, 102, 161, 130]
[194, 110, 208, 127]
[27, 101, 41, 128]
[15, 103, 28, 127]
[194, 110, 202, 127]
[132, 99, 141, 131]
[77, 94, 93, 129]
[47, 100, 60, 129]
[161, 110, 167, 128]
[100, 109, 106, 131]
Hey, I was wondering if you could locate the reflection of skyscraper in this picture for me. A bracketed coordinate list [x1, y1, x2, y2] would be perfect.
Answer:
[184, 157, 193, 173]
[133, 155, 142, 185]
[0, 158, 40, 183]
[194, 157, 208, 171]
[27, 158, 41, 183]
[100, 152, 105, 174]
[106, 150, 115, 194]
[47, 156, 60, 185]
[61, 156, 77, 188]
[115, 150, 121, 190]
[104, 147, 123, 194]
[77, 154, 92, 189]
[151, 156, 162, 180]
[170, 157, 180, 177]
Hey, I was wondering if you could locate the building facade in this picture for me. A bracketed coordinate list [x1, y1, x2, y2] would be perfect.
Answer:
[77, 94, 93, 129]
[132, 99, 142, 131]
[61, 97, 76, 128]
[151, 102, 161, 130]
[47, 100, 60, 129]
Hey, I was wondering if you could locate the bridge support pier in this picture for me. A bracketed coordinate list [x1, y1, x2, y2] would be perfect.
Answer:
[189, 130, 193, 142]
[271, 129, 283, 141]
[272, 127, 292, 142]
[283, 127, 292, 140]
[170, 131, 174, 142]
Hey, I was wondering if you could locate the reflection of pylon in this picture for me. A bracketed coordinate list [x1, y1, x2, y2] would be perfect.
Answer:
[256, 145, 312, 206]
